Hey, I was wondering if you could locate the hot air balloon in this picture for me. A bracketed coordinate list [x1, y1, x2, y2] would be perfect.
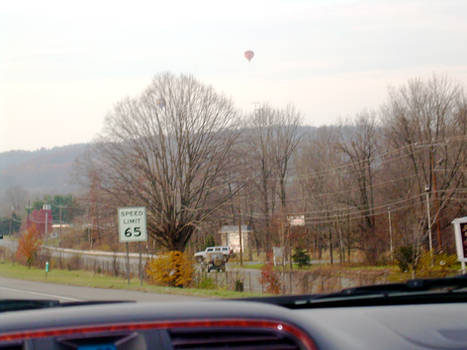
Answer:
[244, 50, 254, 62]
[156, 97, 166, 109]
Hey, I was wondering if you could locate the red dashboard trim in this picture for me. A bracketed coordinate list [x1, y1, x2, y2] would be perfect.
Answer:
[0, 319, 317, 350]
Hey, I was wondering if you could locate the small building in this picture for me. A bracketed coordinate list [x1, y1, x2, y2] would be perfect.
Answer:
[288, 215, 305, 227]
[25, 204, 53, 236]
[219, 225, 253, 253]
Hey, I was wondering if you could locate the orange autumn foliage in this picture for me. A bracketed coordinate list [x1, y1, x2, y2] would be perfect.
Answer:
[16, 225, 42, 268]
[146, 251, 193, 288]
[260, 261, 281, 294]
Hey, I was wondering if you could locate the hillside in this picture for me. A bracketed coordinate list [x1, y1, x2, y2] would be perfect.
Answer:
[0, 125, 330, 196]
[0, 144, 89, 194]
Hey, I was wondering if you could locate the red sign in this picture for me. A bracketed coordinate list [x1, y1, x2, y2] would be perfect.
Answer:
[461, 222, 467, 258]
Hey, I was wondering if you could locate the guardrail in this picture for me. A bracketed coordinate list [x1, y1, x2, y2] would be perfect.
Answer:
[42, 246, 157, 259]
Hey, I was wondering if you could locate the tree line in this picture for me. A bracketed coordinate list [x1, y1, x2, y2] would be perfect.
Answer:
[76, 72, 466, 264]
[0, 191, 79, 235]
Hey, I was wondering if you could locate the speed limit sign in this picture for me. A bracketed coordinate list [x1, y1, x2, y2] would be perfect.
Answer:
[118, 207, 148, 242]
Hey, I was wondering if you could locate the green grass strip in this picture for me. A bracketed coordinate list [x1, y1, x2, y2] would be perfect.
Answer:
[0, 260, 264, 299]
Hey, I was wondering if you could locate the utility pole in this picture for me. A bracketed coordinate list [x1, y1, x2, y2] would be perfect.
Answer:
[26, 200, 32, 228]
[234, 184, 243, 266]
[8, 207, 13, 235]
[431, 157, 442, 251]
[45, 208, 48, 243]
[43, 204, 52, 245]
[57, 205, 67, 247]
[238, 208, 243, 266]
[387, 207, 393, 261]
[425, 185, 433, 266]
[59, 205, 62, 237]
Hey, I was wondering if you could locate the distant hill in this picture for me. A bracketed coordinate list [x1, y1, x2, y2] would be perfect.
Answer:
[0, 144, 89, 194]
[0, 125, 332, 195]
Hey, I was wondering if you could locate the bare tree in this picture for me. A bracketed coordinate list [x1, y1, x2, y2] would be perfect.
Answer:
[247, 105, 278, 253]
[272, 105, 302, 210]
[337, 113, 380, 262]
[4, 185, 29, 214]
[297, 126, 346, 263]
[382, 74, 466, 255]
[81, 73, 240, 251]
[246, 104, 301, 254]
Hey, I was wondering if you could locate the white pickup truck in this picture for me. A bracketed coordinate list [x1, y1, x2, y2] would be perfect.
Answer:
[194, 246, 232, 263]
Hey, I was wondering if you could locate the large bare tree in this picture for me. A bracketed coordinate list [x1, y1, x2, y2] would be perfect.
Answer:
[84, 73, 240, 251]
[246, 104, 301, 254]
[337, 113, 380, 262]
[247, 105, 278, 252]
[272, 105, 302, 210]
[382, 75, 466, 254]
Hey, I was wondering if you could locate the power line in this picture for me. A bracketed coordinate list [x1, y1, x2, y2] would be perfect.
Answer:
[280, 173, 420, 202]
[241, 188, 466, 222]
[256, 135, 466, 183]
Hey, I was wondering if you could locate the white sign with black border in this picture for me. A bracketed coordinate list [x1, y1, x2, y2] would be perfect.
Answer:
[452, 216, 467, 274]
[118, 207, 148, 242]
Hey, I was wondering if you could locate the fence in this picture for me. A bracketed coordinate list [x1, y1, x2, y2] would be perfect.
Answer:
[40, 246, 153, 277]
[0, 244, 392, 294]
[191, 267, 390, 294]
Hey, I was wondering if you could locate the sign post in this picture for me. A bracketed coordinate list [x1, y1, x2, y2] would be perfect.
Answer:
[138, 242, 143, 286]
[118, 207, 148, 284]
[452, 217, 467, 274]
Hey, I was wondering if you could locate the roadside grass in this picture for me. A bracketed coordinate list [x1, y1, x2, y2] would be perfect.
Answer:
[343, 264, 396, 271]
[229, 262, 394, 272]
[228, 260, 459, 280]
[229, 262, 320, 270]
[229, 263, 264, 270]
[0, 260, 264, 298]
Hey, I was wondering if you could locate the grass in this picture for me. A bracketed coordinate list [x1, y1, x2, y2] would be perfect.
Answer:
[229, 263, 264, 270]
[229, 261, 390, 271]
[0, 260, 264, 299]
[343, 264, 396, 271]
[229, 262, 321, 270]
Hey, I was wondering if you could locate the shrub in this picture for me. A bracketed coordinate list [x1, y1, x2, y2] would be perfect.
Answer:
[146, 251, 193, 288]
[112, 255, 120, 276]
[66, 254, 82, 270]
[292, 249, 311, 268]
[198, 276, 216, 289]
[394, 246, 417, 272]
[436, 253, 458, 269]
[417, 251, 459, 274]
[16, 225, 42, 268]
[235, 280, 244, 292]
[34, 250, 52, 269]
[0, 247, 6, 261]
[260, 262, 281, 294]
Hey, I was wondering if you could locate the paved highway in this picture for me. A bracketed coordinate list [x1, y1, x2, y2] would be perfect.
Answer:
[0, 276, 201, 302]
[0, 238, 17, 251]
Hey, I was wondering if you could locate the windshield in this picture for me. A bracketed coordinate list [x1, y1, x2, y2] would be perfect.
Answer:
[0, 1, 466, 303]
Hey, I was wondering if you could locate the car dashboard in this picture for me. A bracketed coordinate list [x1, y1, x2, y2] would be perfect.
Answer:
[1, 299, 467, 350]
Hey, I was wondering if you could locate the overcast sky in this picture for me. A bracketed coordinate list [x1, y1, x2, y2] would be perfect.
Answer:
[1, 0, 467, 152]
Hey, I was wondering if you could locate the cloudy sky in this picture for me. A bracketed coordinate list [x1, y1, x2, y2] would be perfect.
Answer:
[1, 0, 467, 152]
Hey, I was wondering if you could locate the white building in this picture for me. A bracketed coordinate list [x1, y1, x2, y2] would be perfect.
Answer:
[219, 225, 253, 253]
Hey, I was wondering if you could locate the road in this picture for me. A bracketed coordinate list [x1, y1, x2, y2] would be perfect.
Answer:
[0, 276, 201, 302]
[0, 238, 150, 275]
[0, 238, 17, 251]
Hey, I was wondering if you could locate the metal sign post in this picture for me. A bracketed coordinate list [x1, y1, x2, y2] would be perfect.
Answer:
[452, 217, 467, 274]
[118, 207, 148, 285]
[138, 242, 143, 286]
